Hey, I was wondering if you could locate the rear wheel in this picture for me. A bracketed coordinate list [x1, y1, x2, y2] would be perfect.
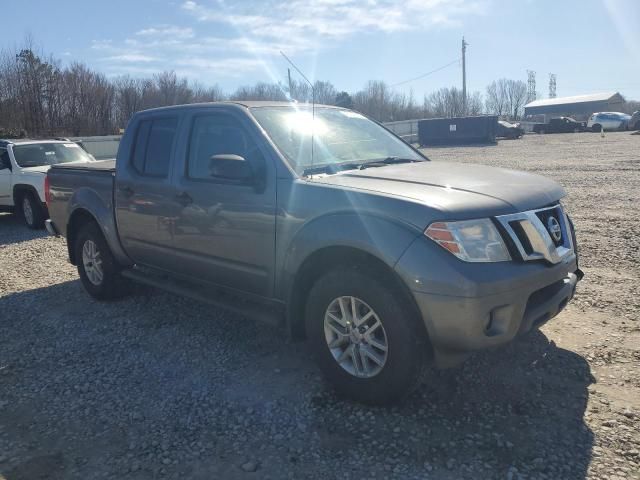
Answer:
[20, 192, 45, 229]
[305, 268, 428, 405]
[75, 222, 128, 300]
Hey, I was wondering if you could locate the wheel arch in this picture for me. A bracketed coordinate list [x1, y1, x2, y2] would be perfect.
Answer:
[286, 245, 429, 345]
[64, 186, 132, 267]
[12, 184, 42, 205]
[66, 208, 102, 265]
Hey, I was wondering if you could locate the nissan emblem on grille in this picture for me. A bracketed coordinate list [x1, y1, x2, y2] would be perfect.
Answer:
[547, 216, 562, 243]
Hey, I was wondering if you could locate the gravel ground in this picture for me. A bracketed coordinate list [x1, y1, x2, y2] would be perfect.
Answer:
[1, 131, 638, 480]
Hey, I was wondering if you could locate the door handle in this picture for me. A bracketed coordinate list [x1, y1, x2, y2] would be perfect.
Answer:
[120, 186, 134, 197]
[175, 191, 193, 206]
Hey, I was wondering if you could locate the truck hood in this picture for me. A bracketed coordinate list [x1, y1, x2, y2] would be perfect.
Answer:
[312, 161, 565, 214]
[20, 165, 50, 174]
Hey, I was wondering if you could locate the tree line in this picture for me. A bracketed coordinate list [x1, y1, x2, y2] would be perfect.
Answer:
[2, 43, 634, 138]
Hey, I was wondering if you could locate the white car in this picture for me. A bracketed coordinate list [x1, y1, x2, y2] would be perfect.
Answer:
[0, 139, 94, 228]
[587, 112, 631, 132]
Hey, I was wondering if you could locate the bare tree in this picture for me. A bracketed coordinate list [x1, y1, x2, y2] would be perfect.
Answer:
[230, 82, 287, 101]
[428, 87, 466, 118]
[11, 36, 633, 137]
[485, 79, 508, 117]
[486, 78, 526, 119]
[505, 79, 527, 119]
[467, 91, 484, 116]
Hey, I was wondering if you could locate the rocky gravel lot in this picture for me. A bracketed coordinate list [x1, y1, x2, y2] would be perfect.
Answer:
[1, 132, 639, 480]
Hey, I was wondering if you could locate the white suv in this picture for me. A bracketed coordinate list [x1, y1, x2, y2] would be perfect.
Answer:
[0, 139, 94, 228]
[587, 112, 631, 132]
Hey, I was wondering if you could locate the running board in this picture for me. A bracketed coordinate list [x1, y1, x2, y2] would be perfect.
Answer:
[121, 268, 284, 328]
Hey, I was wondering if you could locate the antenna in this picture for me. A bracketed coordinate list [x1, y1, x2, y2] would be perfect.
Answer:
[280, 51, 316, 177]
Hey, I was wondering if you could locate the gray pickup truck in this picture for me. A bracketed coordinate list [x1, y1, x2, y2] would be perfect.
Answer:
[46, 101, 582, 404]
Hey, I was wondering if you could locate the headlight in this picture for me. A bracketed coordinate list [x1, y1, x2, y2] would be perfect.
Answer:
[425, 218, 511, 262]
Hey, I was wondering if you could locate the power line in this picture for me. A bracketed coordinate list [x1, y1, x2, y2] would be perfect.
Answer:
[390, 58, 460, 88]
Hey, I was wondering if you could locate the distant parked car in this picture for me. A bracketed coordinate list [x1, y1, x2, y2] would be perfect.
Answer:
[0, 139, 94, 228]
[532, 117, 587, 134]
[628, 111, 640, 131]
[587, 112, 631, 132]
[496, 120, 524, 139]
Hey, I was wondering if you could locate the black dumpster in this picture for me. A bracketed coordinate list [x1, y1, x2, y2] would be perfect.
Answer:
[418, 115, 498, 146]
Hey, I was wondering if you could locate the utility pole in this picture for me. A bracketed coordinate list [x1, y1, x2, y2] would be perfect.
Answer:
[287, 68, 293, 99]
[462, 36, 468, 115]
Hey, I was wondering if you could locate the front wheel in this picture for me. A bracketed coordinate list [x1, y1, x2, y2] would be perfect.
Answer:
[20, 193, 45, 229]
[592, 124, 602, 133]
[75, 222, 128, 300]
[305, 268, 428, 405]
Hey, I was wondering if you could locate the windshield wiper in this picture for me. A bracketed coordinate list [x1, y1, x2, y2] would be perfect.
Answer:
[302, 161, 366, 177]
[358, 157, 422, 170]
[302, 157, 421, 176]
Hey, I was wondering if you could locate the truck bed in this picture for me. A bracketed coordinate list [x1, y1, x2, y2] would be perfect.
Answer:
[47, 159, 116, 239]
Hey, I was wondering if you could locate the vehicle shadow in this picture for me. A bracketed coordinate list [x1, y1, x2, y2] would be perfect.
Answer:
[0, 280, 594, 479]
[420, 141, 498, 149]
[406, 331, 595, 478]
[0, 212, 47, 246]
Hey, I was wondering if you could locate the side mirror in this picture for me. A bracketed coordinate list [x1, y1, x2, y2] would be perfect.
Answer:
[208, 154, 252, 181]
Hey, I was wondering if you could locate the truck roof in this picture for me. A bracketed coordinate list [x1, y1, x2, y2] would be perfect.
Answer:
[138, 100, 341, 114]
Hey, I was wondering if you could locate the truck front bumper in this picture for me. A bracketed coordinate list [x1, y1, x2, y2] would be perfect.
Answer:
[395, 237, 582, 367]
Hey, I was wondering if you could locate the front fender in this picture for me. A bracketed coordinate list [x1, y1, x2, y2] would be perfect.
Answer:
[277, 212, 421, 300]
[13, 174, 46, 203]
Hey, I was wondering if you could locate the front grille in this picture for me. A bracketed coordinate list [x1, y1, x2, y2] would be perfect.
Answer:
[496, 205, 574, 264]
[508, 220, 534, 255]
[535, 207, 564, 247]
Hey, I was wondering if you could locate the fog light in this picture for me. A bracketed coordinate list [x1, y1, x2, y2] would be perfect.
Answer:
[484, 305, 512, 337]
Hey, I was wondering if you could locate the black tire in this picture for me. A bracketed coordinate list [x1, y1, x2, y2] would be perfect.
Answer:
[19, 192, 45, 229]
[592, 124, 601, 133]
[74, 222, 128, 300]
[305, 268, 428, 405]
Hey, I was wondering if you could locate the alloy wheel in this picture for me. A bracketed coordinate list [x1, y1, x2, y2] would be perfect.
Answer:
[82, 239, 104, 286]
[323, 296, 388, 378]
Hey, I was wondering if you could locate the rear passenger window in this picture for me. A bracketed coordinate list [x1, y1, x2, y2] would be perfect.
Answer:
[131, 117, 177, 177]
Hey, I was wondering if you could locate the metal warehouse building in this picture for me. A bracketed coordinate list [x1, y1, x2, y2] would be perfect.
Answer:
[524, 92, 624, 121]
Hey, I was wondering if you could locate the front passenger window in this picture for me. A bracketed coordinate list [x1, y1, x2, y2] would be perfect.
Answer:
[187, 114, 264, 181]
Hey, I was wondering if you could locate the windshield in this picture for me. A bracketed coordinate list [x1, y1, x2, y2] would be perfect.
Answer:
[250, 106, 423, 173]
[13, 142, 93, 168]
